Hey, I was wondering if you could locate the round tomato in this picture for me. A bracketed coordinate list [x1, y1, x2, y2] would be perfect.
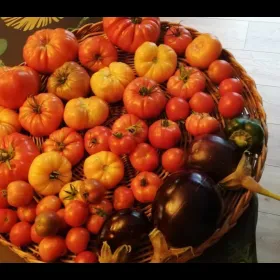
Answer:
[162, 148, 185, 173]
[219, 78, 243, 96]
[10, 221, 32, 247]
[103, 17, 161, 53]
[81, 179, 106, 204]
[59, 181, 85, 207]
[17, 200, 37, 223]
[148, 119, 181, 150]
[0, 209, 18, 233]
[112, 114, 148, 144]
[23, 28, 79, 74]
[7, 181, 34, 208]
[135, 42, 177, 83]
[86, 214, 106, 235]
[75, 251, 98, 263]
[79, 36, 118, 72]
[19, 93, 64, 137]
[189, 92, 215, 114]
[131, 172, 162, 203]
[29, 152, 72, 196]
[123, 77, 167, 120]
[64, 96, 109, 131]
[31, 224, 44, 244]
[0, 187, 8, 209]
[64, 200, 89, 227]
[186, 33, 222, 69]
[164, 25, 192, 56]
[39, 236, 67, 262]
[129, 143, 159, 172]
[218, 92, 244, 118]
[113, 186, 135, 211]
[208, 60, 233, 84]
[0, 66, 40, 109]
[42, 127, 84, 166]
[0, 106, 21, 137]
[166, 97, 190, 121]
[185, 114, 220, 136]
[109, 132, 137, 156]
[84, 151, 124, 190]
[0, 133, 39, 188]
[66, 227, 90, 254]
[90, 62, 135, 103]
[84, 126, 112, 155]
[35, 211, 61, 237]
[89, 199, 113, 216]
[36, 195, 62, 215]
[167, 65, 206, 100]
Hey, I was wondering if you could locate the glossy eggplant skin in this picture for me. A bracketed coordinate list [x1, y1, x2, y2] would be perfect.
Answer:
[152, 170, 223, 248]
[188, 134, 241, 182]
[97, 209, 152, 251]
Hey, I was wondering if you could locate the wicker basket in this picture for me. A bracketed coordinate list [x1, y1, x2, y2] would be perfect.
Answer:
[0, 20, 268, 263]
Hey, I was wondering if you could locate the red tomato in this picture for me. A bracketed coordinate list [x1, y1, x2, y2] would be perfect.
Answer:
[17, 200, 37, 223]
[162, 148, 185, 173]
[23, 28, 79, 74]
[42, 127, 84, 166]
[82, 179, 106, 204]
[89, 199, 113, 216]
[148, 119, 181, 150]
[113, 186, 135, 211]
[36, 196, 62, 216]
[84, 126, 112, 155]
[218, 92, 244, 118]
[66, 227, 90, 254]
[164, 25, 192, 56]
[0, 106, 22, 137]
[189, 92, 215, 114]
[103, 17, 161, 53]
[123, 77, 167, 120]
[39, 236, 67, 262]
[166, 97, 190, 121]
[219, 78, 243, 96]
[167, 65, 206, 100]
[31, 224, 44, 244]
[75, 251, 98, 263]
[79, 36, 118, 72]
[64, 200, 89, 227]
[0, 133, 39, 188]
[86, 214, 106, 235]
[208, 60, 233, 84]
[0, 186, 8, 209]
[129, 143, 159, 172]
[10, 221, 32, 247]
[109, 132, 137, 156]
[56, 208, 69, 234]
[7, 181, 34, 208]
[131, 172, 162, 203]
[0, 209, 18, 233]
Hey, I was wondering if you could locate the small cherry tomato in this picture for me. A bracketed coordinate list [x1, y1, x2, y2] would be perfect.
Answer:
[189, 92, 215, 114]
[86, 214, 106, 235]
[109, 132, 137, 156]
[218, 92, 244, 118]
[162, 148, 185, 173]
[66, 227, 90, 254]
[10, 221, 32, 247]
[36, 195, 62, 215]
[75, 251, 98, 263]
[113, 186, 135, 210]
[208, 60, 233, 84]
[219, 78, 243, 96]
[17, 200, 37, 223]
[166, 97, 190, 121]
[64, 200, 89, 227]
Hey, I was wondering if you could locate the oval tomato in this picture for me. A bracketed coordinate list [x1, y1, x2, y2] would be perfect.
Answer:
[0, 187, 8, 209]
[28, 152, 72, 196]
[17, 200, 37, 223]
[219, 78, 243, 96]
[109, 132, 137, 156]
[75, 251, 98, 263]
[164, 25, 192, 56]
[79, 36, 118, 72]
[64, 200, 89, 227]
[42, 127, 84, 166]
[148, 119, 181, 150]
[86, 214, 106, 235]
[81, 179, 106, 204]
[84, 151, 124, 190]
[113, 186, 135, 211]
[36, 195, 62, 215]
[129, 143, 159, 172]
[103, 17, 161, 53]
[218, 92, 244, 118]
[166, 97, 190, 121]
[185, 114, 220, 136]
[123, 77, 167, 120]
[135, 42, 177, 83]
[90, 62, 135, 103]
[66, 227, 90, 254]
[64, 96, 109, 131]
[162, 148, 185, 173]
[186, 33, 223, 69]
[47, 61, 90, 101]
[19, 93, 64, 137]
[131, 172, 162, 203]
[0, 133, 39, 188]
[84, 126, 112, 155]
[23, 28, 79, 74]
[0, 66, 40, 109]
[0, 209, 18, 233]
[0, 106, 21, 137]
[31, 224, 44, 244]
[167, 65, 206, 100]
[208, 60, 233, 84]
[59, 181, 86, 207]
[10, 221, 32, 247]
[89, 199, 113, 216]
[189, 92, 215, 114]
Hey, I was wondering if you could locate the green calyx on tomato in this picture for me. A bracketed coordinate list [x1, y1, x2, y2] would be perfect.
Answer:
[63, 184, 79, 200]
[140, 178, 148, 187]
[130, 17, 142, 24]
[161, 119, 171, 128]
[94, 207, 108, 218]
[27, 96, 42, 114]
[56, 142, 65, 151]
[179, 64, 193, 82]
[139, 85, 158, 96]
[0, 144, 14, 170]
[49, 170, 61, 180]
[126, 123, 141, 135]
[113, 132, 124, 139]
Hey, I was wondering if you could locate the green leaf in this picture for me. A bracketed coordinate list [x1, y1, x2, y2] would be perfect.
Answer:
[0, 39, 8, 56]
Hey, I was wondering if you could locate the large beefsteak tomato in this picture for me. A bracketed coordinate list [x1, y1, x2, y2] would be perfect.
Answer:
[0, 106, 21, 137]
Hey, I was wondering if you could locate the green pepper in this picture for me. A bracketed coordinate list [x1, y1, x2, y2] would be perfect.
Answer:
[226, 118, 264, 152]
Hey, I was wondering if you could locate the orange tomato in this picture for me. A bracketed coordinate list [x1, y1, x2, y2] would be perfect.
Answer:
[0, 106, 21, 137]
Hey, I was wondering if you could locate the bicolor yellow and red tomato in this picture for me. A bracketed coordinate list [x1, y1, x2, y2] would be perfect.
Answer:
[0, 106, 21, 137]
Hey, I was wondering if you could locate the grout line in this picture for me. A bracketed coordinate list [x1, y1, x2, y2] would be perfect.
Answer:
[258, 210, 280, 217]
[226, 47, 280, 55]
[243, 21, 250, 49]
[206, 17, 280, 24]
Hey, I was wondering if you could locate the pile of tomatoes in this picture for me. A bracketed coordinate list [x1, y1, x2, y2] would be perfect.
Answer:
[0, 17, 245, 263]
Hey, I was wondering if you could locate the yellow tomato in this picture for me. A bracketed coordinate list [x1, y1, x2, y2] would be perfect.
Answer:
[59, 180, 85, 206]
[63, 96, 109, 131]
[84, 151, 124, 190]
[28, 151, 72, 196]
[134, 42, 177, 83]
[0, 106, 21, 137]
[90, 62, 135, 103]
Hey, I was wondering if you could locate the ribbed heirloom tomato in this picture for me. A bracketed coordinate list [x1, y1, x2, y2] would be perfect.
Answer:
[0, 106, 21, 137]
[103, 17, 161, 53]
[17, 200, 37, 223]
[108, 132, 137, 156]
[59, 181, 86, 207]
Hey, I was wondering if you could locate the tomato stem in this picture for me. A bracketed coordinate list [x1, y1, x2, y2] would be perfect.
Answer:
[179, 64, 193, 82]
[130, 17, 142, 24]
[27, 96, 42, 114]
[57, 142, 65, 152]
[161, 119, 170, 127]
[0, 148, 14, 170]
[95, 54, 102, 61]
[49, 170, 60, 180]
[113, 132, 123, 139]
[140, 178, 148, 187]
[139, 85, 158, 96]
